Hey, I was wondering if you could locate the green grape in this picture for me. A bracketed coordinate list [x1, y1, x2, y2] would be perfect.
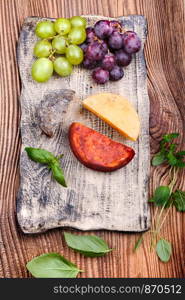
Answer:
[70, 16, 87, 28]
[33, 40, 52, 57]
[66, 45, 84, 65]
[31, 58, 53, 82]
[53, 57, 73, 77]
[68, 27, 86, 45]
[35, 21, 56, 38]
[52, 36, 67, 54]
[54, 18, 71, 35]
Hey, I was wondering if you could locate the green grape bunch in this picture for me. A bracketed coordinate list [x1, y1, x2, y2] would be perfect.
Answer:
[31, 16, 87, 83]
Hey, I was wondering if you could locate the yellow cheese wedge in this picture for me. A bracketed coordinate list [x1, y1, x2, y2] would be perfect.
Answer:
[83, 93, 140, 141]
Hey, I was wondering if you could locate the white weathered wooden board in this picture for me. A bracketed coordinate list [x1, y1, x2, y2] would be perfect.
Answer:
[17, 15, 150, 233]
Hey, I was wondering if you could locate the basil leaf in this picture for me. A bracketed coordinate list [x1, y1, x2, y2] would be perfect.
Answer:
[175, 160, 185, 168]
[51, 163, 67, 187]
[172, 190, 185, 212]
[176, 151, 185, 157]
[160, 139, 166, 151]
[133, 235, 143, 252]
[152, 152, 166, 166]
[25, 147, 67, 187]
[162, 133, 179, 143]
[156, 239, 172, 262]
[152, 186, 171, 206]
[169, 143, 177, 152]
[26, 253, 82, 278]
[166, 151, 178, 166]
[25, 147, 55, 164]
[64, 232, 112, 257]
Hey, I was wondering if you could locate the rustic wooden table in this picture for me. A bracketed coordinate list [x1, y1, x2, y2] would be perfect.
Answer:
[0, 0, 184, 278]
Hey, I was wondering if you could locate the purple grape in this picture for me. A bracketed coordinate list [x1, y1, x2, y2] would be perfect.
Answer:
[86, 27, 97, 43]
[79, 42, 89, 53]
[101, 54, 116, 71]
[82, 57, 98, 69]
[108, 31, 123, 50]
[94, 20, 113, 39]
[110, 20, 122, 33]
[92, 67, 109, 84]
[109, 65, 124, 81]
[122, 31, 141, 54]
[115, 49, 132, 66]
[86, 41, 107, 61]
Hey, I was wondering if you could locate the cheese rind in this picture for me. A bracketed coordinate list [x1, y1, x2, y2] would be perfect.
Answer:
[83, 93, 140, 141]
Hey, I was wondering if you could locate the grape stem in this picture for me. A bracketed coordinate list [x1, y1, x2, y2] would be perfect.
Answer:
[45, 36, 56, 41]
[49, 49, 56, 61]
[44, 32, 66, 41]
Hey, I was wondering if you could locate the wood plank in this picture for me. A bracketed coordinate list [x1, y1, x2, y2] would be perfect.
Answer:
[0, 0, 184, 278]
[17, 15, 150, 234]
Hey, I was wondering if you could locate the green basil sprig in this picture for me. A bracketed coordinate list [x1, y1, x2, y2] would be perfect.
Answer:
[25, 147, 67, 187]
[134, 132, 185, 263]
[64, 232, 112, 257]
[26, 253, 82, 278]
[152, 133, 185, 167]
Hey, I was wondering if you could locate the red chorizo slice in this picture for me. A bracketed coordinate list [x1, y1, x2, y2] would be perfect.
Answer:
[69, 122, 135, 172]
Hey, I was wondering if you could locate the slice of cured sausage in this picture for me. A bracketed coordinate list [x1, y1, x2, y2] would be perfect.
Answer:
[69, 122, 135, 172]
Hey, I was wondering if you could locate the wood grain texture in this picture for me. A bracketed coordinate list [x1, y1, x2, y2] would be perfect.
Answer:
[0, 0, 184, 278]
[17, 15, 150, 234]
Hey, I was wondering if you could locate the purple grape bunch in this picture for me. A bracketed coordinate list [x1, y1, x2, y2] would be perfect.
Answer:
[80, 19, 142, 84]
